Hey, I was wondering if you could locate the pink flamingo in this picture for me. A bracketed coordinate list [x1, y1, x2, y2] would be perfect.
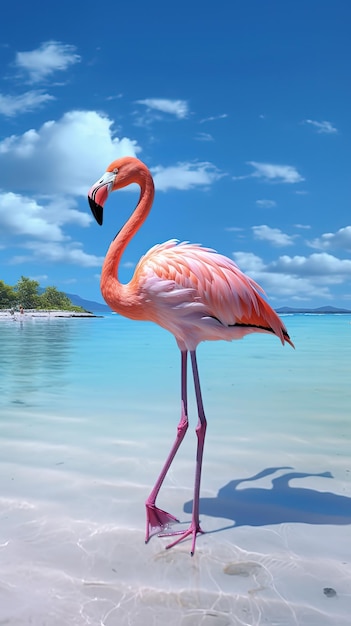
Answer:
[88, 157, 294, 555]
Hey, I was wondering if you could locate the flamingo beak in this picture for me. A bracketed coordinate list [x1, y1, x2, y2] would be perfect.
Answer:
[88, 195, 103, 225]
[88, 171, 116, 225]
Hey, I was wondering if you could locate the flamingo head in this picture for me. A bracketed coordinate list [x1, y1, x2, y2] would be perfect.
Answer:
[88, 157, 146, 225]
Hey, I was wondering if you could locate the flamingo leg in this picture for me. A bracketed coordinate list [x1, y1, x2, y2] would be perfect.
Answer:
[145, 350, 189, 542]
[162, 349, 206, 555]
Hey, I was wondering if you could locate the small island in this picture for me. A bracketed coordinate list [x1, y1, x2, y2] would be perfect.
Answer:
[0, 276, 97, 319]
[276, 306, 351, 314]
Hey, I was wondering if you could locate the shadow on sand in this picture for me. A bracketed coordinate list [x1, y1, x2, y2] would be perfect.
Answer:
[183, 467, 351, 530]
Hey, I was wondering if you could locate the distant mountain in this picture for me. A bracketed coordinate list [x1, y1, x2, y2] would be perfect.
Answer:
[276, 306, 351, 314]
[65, 292, 111, 312]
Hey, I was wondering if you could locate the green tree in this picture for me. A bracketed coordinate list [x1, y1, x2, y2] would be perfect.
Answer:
[1, 276, 86, 312]
[39, 286, 73, 310]
[14, 276, 40, 309]
[0, 280, 16, 308]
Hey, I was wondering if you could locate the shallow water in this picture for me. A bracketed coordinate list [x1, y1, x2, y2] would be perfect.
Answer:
[0, 313, 350, 624]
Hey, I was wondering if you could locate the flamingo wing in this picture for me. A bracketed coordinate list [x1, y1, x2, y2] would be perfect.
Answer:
[134, 240, 293, 348]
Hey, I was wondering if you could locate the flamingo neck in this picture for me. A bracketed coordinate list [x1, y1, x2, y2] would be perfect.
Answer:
[100, 168, 155, 315]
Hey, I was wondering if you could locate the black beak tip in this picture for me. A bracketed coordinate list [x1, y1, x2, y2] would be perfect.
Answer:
[88, 196, 103, 226]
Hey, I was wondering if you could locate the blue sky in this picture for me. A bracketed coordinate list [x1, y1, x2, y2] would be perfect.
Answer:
[0, 0, 350, 308]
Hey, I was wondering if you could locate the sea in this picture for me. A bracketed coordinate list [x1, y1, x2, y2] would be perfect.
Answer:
[0, 312, 350, 625]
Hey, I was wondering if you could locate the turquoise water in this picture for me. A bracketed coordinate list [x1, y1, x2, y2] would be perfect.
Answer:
[0, 313, 350, 624]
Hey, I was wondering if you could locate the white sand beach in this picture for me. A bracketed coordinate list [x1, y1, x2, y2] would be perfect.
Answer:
[1, 424, 350, 626]
[0, 308, 97, 320]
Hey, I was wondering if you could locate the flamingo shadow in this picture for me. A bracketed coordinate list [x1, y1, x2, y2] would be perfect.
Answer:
[183, 467, 351, 530]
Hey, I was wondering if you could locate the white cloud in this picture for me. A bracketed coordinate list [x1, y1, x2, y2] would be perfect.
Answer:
[152, 162, 223, 191]
[0, 90, 54, 117]
[42, 197, 92, 228]
[233, 251, 266, 273]
[232, 250, 351, 301]
[294, 224, 311, 230]
[233, 251, 328, 299]
[195, 132, 214, 142]
[249, 162, 304, 183]
[29, 274, 49, 283]
[11, 241, 104, 268]
[0, 192, 91, 245]
[136, 98, 189, 119]
[235, 162, 304, 184]
[308, 226, 351, 253]
[256, 199, 277, 208]
[252, 225, 295, 247]
[199, 113, 228, 124]
[14, 41, 81, 83]
[106, 93, 123, 101]
[0, 192, 65, 241]
[0, 110, 140, 196]
[304, 119, 338, 134]
[271, 252, 351, 277]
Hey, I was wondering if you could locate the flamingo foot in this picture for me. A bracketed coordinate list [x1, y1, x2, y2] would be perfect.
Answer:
[160, 522, 205, 556]
[145, 504, 179, 543]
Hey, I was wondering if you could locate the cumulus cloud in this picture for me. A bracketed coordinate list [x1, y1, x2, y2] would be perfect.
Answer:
[0, 192, 65, 241]
[0, 110, 140, 196]
[135, 98, 189, 119]
[270, 252, 351, 278]
[232, 250, 351, 301]
[0, 187, 97, 271]
[233, 252, 266, 273]
[303, 119, 338, 134]
[233, 251, 330, 299]
[0, 90, 54, 117]
[11, 241, 104, 268]
[0, 191, 91, 244]
[252, 225, 295, 247]
[241, 248, 351, 282]
[14, 41, 81, 83]
[234, 162, 304, 184]
[308, 226, 351, 253]
[152, 162, 223, 191]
